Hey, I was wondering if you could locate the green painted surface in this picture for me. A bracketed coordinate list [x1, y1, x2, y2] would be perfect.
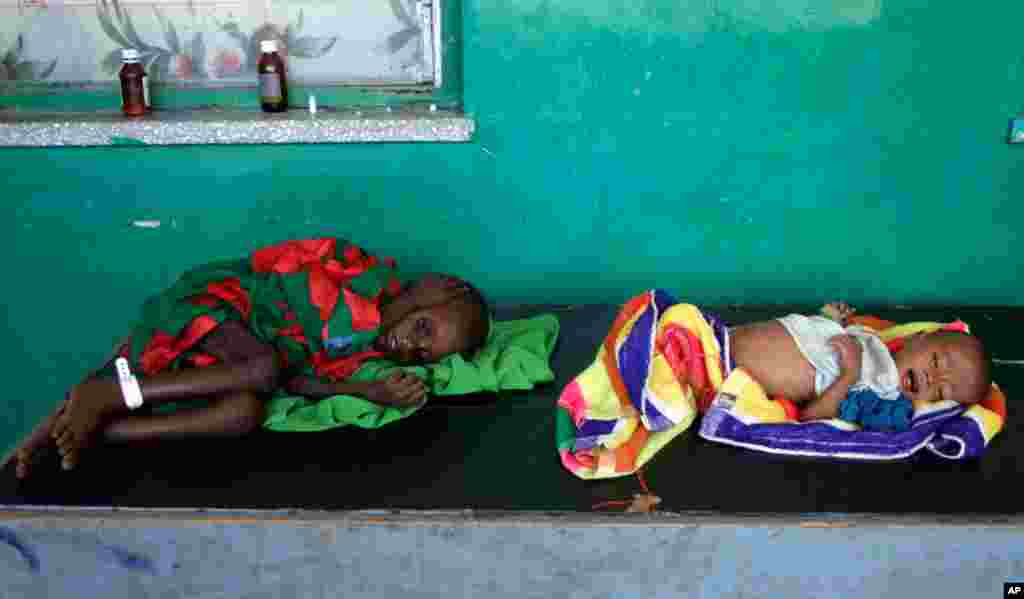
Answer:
[2, 1, 1023, 458]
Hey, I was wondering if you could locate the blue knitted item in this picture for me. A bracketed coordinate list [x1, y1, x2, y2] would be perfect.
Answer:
[837, 389, 913, 432]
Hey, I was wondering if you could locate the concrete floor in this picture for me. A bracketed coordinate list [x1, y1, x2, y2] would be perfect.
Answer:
[2, 509, 1022, 598]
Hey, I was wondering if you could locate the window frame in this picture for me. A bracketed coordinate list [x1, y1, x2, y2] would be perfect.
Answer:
[0, 0, 462, 113]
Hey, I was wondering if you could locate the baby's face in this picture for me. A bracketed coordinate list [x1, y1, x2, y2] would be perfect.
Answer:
[894, 333, 984, 406]
[373, 301, 470, 365]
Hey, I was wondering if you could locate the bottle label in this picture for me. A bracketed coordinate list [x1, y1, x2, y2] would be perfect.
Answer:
[121, 76, 146, 115]
[142, 75, 151, 108]
[259, 73, 282, 103]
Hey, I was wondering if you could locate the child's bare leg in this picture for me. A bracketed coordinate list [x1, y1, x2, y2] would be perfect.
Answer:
[11, 392, 265, 475]
[101, 392, 265, 444]
[50, 321, 278, 471]
[6, 336, 132, 478]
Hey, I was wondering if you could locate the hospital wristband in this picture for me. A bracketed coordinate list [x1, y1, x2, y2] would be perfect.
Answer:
[114, 357, 145, 410]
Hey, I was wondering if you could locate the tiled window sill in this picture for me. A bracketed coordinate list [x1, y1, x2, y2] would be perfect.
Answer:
[0, 106, 474, 147]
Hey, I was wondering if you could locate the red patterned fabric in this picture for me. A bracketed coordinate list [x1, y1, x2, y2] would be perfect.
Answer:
[140, 315, 219, 375]
[134, 238, 399, 383]
[658, 324, 713, 412]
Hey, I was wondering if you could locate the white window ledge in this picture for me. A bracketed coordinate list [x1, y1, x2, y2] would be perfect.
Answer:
[0, 107, 474, 147]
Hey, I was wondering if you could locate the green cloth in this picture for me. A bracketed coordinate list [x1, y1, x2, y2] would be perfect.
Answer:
[263, 314, 561, 432]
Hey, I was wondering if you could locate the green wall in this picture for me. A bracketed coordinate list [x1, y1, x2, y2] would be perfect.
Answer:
[2, 0, 1022, 455]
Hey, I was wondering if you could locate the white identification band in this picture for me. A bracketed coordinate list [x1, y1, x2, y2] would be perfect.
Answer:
[114, 357, 144, 410]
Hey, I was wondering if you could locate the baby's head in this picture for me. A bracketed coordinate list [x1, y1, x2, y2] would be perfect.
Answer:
[375, 277, 490, 365]
[894, 331, 991, 406]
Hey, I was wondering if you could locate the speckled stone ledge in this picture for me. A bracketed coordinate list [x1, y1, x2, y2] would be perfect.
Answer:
[0, 108, 474, 147]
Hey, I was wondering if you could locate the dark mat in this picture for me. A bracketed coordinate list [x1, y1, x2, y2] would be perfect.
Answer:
[1, 304, 1021, 513]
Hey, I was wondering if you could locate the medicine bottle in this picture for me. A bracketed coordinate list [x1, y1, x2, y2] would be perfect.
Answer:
[258, 40, 288, 113]
[119, 48, 150, 117]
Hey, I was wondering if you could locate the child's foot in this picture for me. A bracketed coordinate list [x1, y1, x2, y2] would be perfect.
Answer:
[7, 403, 64, 479]
[49, 379, 122, 471]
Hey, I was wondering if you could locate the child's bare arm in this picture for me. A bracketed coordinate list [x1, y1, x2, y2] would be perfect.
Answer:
[286, 372, 427, 407]
[799, 335, 862, 421]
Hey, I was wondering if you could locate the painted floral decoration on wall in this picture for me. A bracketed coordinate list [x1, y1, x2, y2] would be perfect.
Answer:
[385, 0, 426, 69]
[1, 34, 57, 81]
[97, 0, 337, 81]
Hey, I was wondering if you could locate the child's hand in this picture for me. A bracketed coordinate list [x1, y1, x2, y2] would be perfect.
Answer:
[828, 334, 863, 382]
[821, 301, 856, 325]
[366, 372, 428, 407]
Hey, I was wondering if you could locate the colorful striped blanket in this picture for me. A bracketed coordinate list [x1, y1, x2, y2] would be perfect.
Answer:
[556, 291, 1007, 479]
[555, 290, 730, 479]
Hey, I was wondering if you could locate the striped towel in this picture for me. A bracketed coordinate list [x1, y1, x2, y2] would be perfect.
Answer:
[555, 289, 730, 479]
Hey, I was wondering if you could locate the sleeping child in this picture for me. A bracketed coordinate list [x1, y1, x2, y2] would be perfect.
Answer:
[9, 238, 490, 478]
